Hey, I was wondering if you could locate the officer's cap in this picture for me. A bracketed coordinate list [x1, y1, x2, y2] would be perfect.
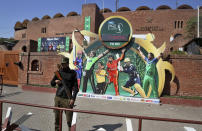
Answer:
[61, 57, 69, 64]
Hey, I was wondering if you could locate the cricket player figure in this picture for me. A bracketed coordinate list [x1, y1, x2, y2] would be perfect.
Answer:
[120, 58, 140, 96]
[136, 47, 163, 98]
[107, 49, 125, 96]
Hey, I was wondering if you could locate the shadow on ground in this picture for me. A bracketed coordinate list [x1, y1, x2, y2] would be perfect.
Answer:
[89, 123, 122, 131]
[0, 91, 22, 98]
[30, 129, 41, 131]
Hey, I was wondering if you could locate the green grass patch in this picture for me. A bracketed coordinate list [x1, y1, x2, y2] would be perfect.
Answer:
[170, 51, 186, 55]
[28, 84, 57, 88]
[163, 95, 202, 100]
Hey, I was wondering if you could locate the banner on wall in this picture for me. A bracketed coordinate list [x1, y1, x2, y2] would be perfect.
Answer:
[84, 16, 91, 44]
[37, 38, 41, 52]
[59, 16, 175, 103]
[84, 16, 91, 31]
[37, 37, 70, 52]
[66, 36, 70, 52]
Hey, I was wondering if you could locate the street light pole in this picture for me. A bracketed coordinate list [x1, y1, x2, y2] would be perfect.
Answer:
[176, 0, 178, 9]
[116, 0, 119, 12]
[100, 0, 104, 14]
[197, 6, 200, 38]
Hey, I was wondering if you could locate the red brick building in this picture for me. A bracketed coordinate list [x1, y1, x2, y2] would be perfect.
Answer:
[12, 4, 202, 97]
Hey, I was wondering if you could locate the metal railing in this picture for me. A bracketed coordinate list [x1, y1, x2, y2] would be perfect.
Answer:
[0, 99, 202, 131]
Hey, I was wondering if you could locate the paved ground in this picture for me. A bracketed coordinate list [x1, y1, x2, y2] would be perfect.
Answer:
[0, 85, 202, 131]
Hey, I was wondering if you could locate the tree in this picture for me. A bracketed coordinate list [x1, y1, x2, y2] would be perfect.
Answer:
[186, 15, 202, 38]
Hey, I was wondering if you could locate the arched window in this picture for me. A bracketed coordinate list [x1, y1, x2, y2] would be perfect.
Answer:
[177, 21, 180, 28]
[174, 21, 177, 29]
[174, 33, 182, 39]
[181, 21, 183, 28]
[31, 60, 39, 71]
[170, 47, 173, 51]
[174, 21, 184, 29]
[22, 46, 27, 52]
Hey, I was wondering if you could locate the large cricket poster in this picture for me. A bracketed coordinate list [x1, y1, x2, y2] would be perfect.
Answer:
[61, 16, 175, 103]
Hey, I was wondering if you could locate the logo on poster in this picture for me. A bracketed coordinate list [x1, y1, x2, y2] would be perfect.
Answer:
[107, 96, 113, 100]
[108, 21, 123, 34]
[99, 16, 133, 49]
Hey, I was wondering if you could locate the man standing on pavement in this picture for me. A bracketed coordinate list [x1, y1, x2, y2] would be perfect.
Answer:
[51, 57, 78, 131]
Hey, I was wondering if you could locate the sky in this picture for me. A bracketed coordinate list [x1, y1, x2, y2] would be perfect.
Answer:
[0, 0, 201, 38]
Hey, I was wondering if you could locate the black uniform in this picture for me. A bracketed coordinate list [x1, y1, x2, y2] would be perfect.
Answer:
[51, 67, 78, 130]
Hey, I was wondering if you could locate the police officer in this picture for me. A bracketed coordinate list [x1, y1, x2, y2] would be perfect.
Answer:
[51, 57, 78, 131]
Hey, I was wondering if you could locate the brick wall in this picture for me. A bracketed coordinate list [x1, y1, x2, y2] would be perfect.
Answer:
[12, 40, 38, 52]
[15, 4, 202, 97]
[26, 16, 83, 41]
[12, 40, 29, 52]
[14, 29, 27, 41]
[19, 52, 62, 86]
[82, 4, 100, 33]
[14, 4, 197, 50]
[18, 52, 202, 97]
[0, 45, 8, 51]
[163, 55, 202, 97]
[102, 9, 196, 48]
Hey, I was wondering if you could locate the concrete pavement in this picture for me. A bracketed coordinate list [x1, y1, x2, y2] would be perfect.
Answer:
[0, 85, 202, 131]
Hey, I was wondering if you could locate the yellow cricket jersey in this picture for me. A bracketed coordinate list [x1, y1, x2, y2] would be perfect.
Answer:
[95, 70, 106, 83]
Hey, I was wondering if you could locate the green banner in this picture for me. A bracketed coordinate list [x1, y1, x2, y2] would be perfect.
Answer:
[84, 16, 91, 31]
[37, 38, 41, 52]
[66, 36, 70, 52]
